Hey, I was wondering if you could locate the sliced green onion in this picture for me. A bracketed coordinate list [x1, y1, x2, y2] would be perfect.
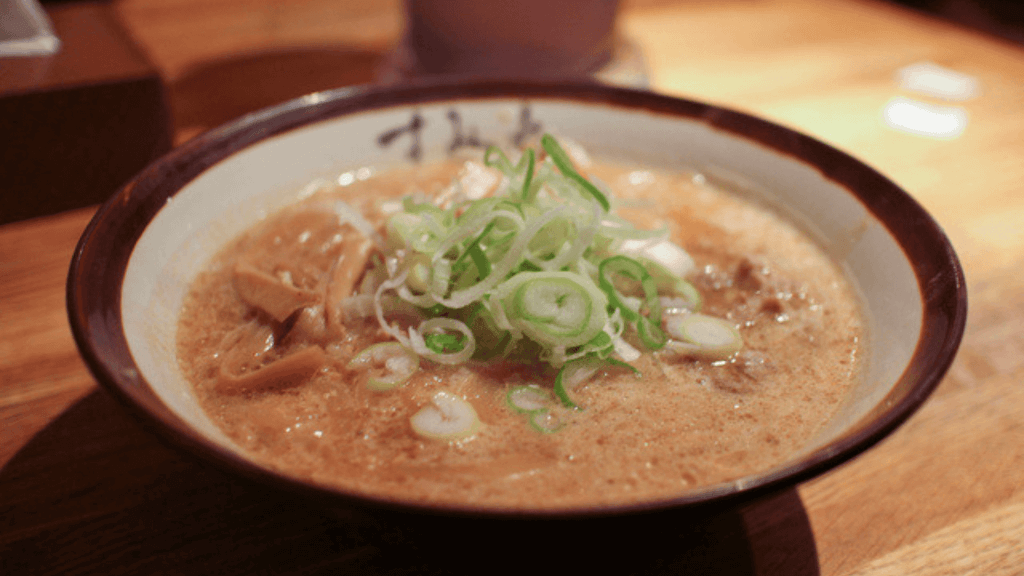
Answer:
[424, 332, 466, 354]
[368, 136, 717, 409]
[599, 217, 669, 241]
[410, 391, 481, 440]
[598, 256, 665, 350]
[554, 355, 641, 409]
[637, 316, 668, 350]
[664, 313, 743, 360]
[527, 216, 572, 261]
[528, 410, 564, 434]
[661, 280, 703, 313]
[541, 134, 610, 212]
[432, 210, 533, 309]
[616, 238, 695, 280]
[517, 277, 591, 336]
[465, 243, 491, 280]
[485, 145, 537, 202]
[506, 385, 565, 433]
[409, 317, 476, 365]
[456, 197, 504, 227]
[454, 221, 496, 270]
[386, 210, 448, 254]
[431, 259, 452, 296]
[434, 210, 522, 272]
[605, 357, 642, 376]
[483, 146, 511, 170]
[609, 332, 641, 362]
[554, 356, 604, 409]
[468, 302, 514, 360]
[527, 201, 601, 272]
[506, 385, 552, 413]
[520, 148, 536, 200]
[495, 271, 609, 349]
[586, 330, 613, 352]
[347, 342, 420, 391]
[599, 256, 651, 322]
[477, 332, 512, 361]
[374, 271, 416, 348]
[405, 254, 433, 294]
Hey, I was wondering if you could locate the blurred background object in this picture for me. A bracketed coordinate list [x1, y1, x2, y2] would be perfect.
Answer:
[0, 0, 60, 56]
[891, 0, 1024, 44]
[0, 1, 170, 225]
[3, 0, 1021, 225]
[380, 0, 648, 87]
[109, 0, 405, 144]
[385, 0, 620, 79]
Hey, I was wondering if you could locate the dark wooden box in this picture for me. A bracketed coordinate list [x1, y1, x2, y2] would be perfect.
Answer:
[0, 2, 171, 225]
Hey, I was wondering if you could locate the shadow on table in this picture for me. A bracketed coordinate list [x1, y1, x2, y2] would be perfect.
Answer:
[0, 390, 820, 575]
[168, 47, 384, 143]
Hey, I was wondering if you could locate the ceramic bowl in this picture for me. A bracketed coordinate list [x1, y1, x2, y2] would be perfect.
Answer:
[67, 80, 966, 519]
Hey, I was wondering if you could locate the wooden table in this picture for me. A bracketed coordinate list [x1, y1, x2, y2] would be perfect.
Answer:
[3, 0, 1022, 573]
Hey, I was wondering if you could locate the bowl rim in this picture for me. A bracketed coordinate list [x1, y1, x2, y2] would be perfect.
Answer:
[67, 79, 967, 519]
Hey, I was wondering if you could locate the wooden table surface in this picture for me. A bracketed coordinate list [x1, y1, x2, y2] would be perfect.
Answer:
[3, 0, 1023, 573]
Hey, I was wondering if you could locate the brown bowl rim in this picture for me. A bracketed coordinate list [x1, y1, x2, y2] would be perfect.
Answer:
[67, 79, 967, 519]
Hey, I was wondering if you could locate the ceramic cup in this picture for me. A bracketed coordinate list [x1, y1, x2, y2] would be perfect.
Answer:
[399, 0, 620, 78]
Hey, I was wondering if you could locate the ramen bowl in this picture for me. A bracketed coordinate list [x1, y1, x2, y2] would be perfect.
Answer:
[67, 80, 966, 520]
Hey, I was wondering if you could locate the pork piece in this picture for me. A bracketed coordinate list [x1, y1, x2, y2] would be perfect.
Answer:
[211, 321, 327, 394]
[208, 302, 330, 395]
[325, 232, 375, 335]
[217, 346, 327, 394]
[230, 208, 363, 323]
[233, 262, 320, 322]
[215, 207, 377, 393]
[282, 230, 376, 344]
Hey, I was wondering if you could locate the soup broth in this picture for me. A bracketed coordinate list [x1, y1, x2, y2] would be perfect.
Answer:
[177, 154, 863, 509]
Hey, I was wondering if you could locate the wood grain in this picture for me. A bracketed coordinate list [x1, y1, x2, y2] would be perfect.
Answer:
[0, 209, 97, 467]
[3, 0, 1024, 573]
[848, 501, 1024, 576]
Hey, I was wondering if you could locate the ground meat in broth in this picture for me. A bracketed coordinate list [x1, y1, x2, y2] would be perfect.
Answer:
[177, 159, 863, 509]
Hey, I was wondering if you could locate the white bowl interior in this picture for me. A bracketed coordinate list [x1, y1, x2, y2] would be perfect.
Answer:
[122, 98, 922, 482]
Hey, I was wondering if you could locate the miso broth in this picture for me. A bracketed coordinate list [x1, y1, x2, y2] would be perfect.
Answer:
[177, 152, 863, 509]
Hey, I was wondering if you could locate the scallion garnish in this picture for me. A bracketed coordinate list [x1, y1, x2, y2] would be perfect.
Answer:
[349, 135, 743, 437]
[424, 332, 466, 354]
[347, 342, 420, 391]
[663, 313, 743, 360]
[506, 385, 553, 413]
[554, 356, 604, 409]
[541, 134, 611, 211]
[528, 410, 564, 434]
[411, 391, 481, 440]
